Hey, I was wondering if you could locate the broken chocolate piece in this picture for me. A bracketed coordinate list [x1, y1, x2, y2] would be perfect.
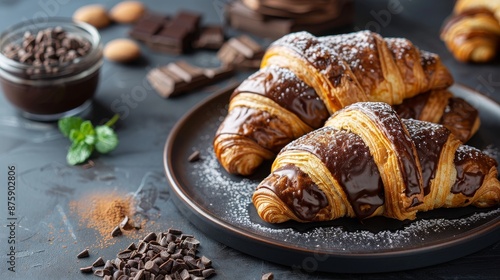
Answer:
[80, 266, 93, 273]
[129, 12, 169, 42]
[261, 272, 274, 280]
[193, 25, 225, 50]
[147, 60, 234, 98]
[92, 256, 105, 267]
[188, 150, 201, 162]
[226, 1, 354, 39]
[111, 226, 122, 237]
[147, 10, 202, 54]
[77, 248, 90, 258]
[217, 35, 264, 69]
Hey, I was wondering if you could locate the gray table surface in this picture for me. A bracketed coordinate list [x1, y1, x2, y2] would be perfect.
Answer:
[0, 0, 499, 279]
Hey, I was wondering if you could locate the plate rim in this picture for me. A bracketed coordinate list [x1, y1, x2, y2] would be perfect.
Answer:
[163, 83, 500, 273]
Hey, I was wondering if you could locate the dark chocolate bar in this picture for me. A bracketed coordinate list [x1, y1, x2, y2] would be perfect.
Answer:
[147, 60, 234, 98]
[193, 25, 226, 50]
[226, 1, 354, 39]
[130, 10, 202, 54]
[216, 35, 264, 69]
[129, 12, 169, 42]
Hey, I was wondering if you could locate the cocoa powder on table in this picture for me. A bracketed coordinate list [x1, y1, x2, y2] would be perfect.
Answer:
[70, 191, 141, 247]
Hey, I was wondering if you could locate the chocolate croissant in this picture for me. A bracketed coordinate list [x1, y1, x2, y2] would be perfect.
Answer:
[441, 0, 500, 63]
[252, 102, 500, 223]
[214, 31, 456, 176]
[394, 89, 480, 143]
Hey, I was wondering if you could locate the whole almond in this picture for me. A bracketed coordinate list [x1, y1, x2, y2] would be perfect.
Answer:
[109, 1, 146, 24]
[103, 39, 141, 63]
[73, 4, 111, 29]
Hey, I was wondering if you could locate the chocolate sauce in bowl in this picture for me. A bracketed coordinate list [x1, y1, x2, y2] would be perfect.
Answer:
[0, 18, 103, 120]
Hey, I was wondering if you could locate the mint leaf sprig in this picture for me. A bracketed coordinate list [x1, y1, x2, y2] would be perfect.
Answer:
[58, 114, 120, 165]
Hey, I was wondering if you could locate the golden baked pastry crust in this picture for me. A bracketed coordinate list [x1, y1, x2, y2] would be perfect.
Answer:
[253, 102, 500, 223]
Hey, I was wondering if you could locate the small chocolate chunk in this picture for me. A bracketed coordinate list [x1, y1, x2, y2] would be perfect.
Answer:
[202, 268, 216, 278]
[104, 260, 114, 271]
[159, 236, 169, 247]
[94, 268, 112, 277]
[129, 13, 169, 42]
[114, 257, 125, 270]
[111, 226, 122, 237]
[144, 260, 160, 274]
[170, 252, 183, 260]
[182, 237, 200, 249]
[262, 272, 274, 280]
[133, 269, 144, 280]
[159, 258, 173, 273]
[143, 232, 157, 243]
[188, 150, 201, 162]
[92, 256, 105, 267]
[217, 35, 264, 69]
[77, 248, 89, 258]
[179, 269, 191, 280]
[80, 265, 93, 273]
[137, 242, 149, 254]
[128, 259, 139, 268]
[127, 242, 137, 251]
[117, 249, 133, 259]
[160, 250, 171, 260]
[119, 216, 130, 229]
[193, 25, 225, 50]
[168, 228, 183, 235]
[171, 259, 188, 273]
[189, 268, 203, 277]
[200, 256, 212, 267]
[147, 60, 234, 98]
[167, 242, 177, 254]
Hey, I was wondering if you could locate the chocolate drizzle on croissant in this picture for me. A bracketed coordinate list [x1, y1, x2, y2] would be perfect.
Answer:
[214, 31, 463, 176]
[394, 89, 480, 143]
[252, 102, 500, 223]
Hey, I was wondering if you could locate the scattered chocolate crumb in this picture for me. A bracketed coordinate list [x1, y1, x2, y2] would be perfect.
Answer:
[93, 268, 111, 277]
[78, 228, 216, 279]
[79, 265, 93, 273]
[111, 226, 122, 237]
[83, 160, 95, 169]
[92, 256, 105, 267]
[77, 248, 89, 258]
[262, 272, 274, 280]
[119, 215, 129, 228]
[188, 150, 201, 162]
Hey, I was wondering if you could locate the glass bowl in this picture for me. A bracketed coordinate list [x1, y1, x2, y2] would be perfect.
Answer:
[0, 18, 103, 121]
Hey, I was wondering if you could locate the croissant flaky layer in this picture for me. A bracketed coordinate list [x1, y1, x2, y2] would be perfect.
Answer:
[441, 0, 500, 62]
[394, 89, 480, 143]
[252, 102, 500, 223]
[214, 31, 461, 176]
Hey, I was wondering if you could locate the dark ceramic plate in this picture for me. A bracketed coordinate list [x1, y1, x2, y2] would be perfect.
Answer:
[163, 84, 500, 273]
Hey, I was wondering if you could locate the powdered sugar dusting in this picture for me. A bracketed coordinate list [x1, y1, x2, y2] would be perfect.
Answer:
[185, 139, 500, 252]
